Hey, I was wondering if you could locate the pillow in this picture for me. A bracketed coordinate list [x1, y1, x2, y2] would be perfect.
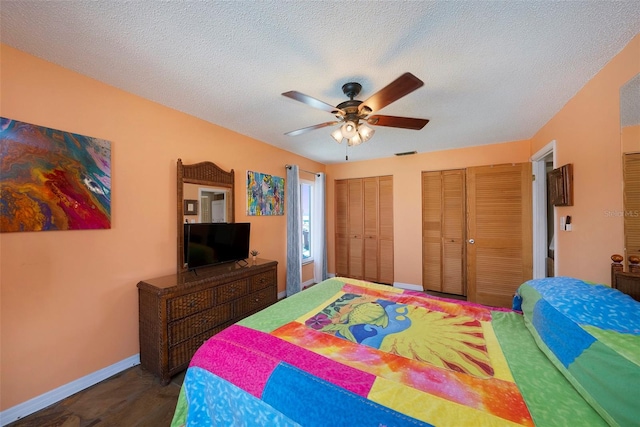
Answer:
[516, 277, 640, 427]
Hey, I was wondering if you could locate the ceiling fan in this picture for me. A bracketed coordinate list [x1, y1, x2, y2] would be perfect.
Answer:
[282, 72, 429, 147]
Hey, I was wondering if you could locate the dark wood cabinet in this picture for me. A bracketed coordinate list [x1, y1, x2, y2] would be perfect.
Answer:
[613, 272, 640, 301]
[137, 259, 277, 384]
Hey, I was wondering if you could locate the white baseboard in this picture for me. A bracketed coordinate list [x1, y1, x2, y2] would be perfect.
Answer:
[393, 281, 424, 292]
[0, 354, 140, 426]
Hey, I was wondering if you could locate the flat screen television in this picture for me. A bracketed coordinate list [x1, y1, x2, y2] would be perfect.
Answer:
[184, 222, 250, 269]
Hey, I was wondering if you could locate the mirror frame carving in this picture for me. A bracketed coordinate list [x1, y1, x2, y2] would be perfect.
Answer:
[177, 158, 235, 272]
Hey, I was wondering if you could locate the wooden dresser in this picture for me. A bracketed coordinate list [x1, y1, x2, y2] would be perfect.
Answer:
[137, 258, 277, 384]
[611, 254, 640, 302]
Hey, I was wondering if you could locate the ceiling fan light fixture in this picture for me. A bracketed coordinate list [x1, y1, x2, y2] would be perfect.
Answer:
[348, 133, 363, 147]
[331, 128, 344, 143]
[341, 121, 357, 139]
[358, 123, 375, 142]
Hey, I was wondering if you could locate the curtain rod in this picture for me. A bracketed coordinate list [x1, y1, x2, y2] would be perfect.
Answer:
[285, 164, 321, 176]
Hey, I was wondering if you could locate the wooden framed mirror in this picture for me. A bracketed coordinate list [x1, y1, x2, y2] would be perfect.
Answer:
[621, 74, 640, 270]
[177, 159, 235, 272]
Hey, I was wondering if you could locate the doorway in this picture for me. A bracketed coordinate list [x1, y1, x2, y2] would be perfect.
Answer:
[531, 140, 556, 278]
[199, 189, 227, 223]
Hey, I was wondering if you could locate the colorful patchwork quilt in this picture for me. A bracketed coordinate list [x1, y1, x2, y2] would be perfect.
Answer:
[515, 277, 640, 427]
[171, 277, 634, 427]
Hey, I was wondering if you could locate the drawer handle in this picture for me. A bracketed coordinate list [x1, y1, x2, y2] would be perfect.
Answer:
[188, 301, 195, 308]
[255, 298, 259, 302]
[260, 278, 265, 283]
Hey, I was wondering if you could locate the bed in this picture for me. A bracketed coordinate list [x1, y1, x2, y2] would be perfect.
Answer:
[170, 276, 639, 427]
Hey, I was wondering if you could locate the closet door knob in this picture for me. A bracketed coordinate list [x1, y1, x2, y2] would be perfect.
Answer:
[468, 239, 475, 244]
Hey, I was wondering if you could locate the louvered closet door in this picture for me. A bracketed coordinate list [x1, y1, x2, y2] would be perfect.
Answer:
[378, 176, 394, 284]
[348, 179, 364, 279]
[624, 153, 640, 263]
[335, 180, 349, 277]
[363, 177, 379, 282]
[466, 163, 532, 308]
[442, 170, 466, 295]
[422, 171, 443, 291]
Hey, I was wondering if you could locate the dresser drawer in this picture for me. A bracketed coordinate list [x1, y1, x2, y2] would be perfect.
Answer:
[138, 259, 278, 384]
[217, 279, 248, 303]
[237, 287, 277, 316]
[250, 270, 276, 292]
[168, 303, 233, 346]
[168, 323, 230, 372]
[167, 288, 216, 321]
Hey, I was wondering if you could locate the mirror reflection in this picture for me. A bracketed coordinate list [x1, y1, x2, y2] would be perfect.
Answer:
[621, 73, 640, 153]
[620, 73, 640, 270]
[183, 183, 230, 223]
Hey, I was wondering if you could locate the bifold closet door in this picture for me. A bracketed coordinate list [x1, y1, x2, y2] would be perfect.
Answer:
[363, 177, 379, 282]
[378, 176, 394, 284]
[422, 170, 465, 295]
[422, 171, 443, 291]
[335, 176, 394, 284]
[442, 170, 466, 295]
[335, 180, 349, 277]
[348, 179, 364, 279]
[624, 153, 640, 265]
[466, 163, 533, 308]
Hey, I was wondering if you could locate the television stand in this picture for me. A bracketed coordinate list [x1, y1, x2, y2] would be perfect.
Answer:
[137, 258, 278, 384]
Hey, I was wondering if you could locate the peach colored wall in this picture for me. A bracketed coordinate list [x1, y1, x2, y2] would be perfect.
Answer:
[530, 34, 640, 285]
[622, 124, 640, 153]
[326, 140, 531, 287]
[302, 262, 314, 283]
[0, 45, 324, 410]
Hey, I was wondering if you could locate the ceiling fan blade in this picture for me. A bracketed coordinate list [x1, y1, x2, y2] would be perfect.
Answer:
[285, 121, 340, 136]
[367, 115, 429, 130]
[359, 73, 424, 114]
[282, 91, 345, 115]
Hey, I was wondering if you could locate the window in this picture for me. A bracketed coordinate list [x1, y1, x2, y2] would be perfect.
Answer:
[301, 181, 313, 260]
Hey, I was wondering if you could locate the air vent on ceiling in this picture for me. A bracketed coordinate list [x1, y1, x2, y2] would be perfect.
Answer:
[394, 151, 417, 156]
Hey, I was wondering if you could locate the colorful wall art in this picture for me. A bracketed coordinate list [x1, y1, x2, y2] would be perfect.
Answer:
[246, 171, 284, 216]
[0, 118, 111, 232]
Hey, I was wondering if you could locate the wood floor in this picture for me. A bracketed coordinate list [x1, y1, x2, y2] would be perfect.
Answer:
[6, 366, 183, 427]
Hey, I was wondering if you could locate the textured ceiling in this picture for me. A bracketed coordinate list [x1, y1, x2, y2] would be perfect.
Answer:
[1, 1, 639, 164]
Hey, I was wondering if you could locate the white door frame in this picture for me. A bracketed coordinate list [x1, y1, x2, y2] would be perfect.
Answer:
[531, 140, 556, 278]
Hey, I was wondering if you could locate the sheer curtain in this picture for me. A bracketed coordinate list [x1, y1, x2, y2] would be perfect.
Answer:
[286, 165, 302, 296]
[313, 172, 328, 283]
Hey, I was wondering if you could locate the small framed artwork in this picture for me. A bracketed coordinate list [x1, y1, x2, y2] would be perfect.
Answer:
[548, 163, 573, 206]
[184, 199, 198, 215]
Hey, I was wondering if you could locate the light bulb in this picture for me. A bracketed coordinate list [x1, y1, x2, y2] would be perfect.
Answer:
[341, 121, 357, 138]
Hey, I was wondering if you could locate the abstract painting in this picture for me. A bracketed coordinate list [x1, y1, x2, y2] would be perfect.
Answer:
[246, 171, 284, 216]
[0, 117, 111, 232]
